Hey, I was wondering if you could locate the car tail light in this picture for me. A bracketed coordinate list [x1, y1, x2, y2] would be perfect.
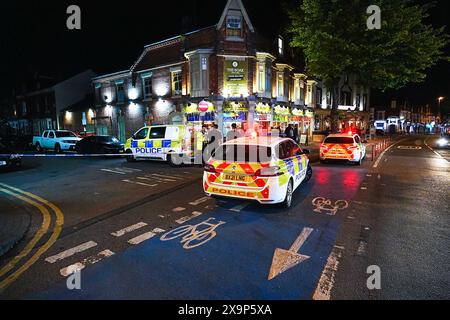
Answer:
[254, 166, 283, 177]
[204, 164, 217, 173]
[347, 145, 358, 151]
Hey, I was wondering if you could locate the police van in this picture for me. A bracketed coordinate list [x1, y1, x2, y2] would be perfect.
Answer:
[124, 125, 193, 166]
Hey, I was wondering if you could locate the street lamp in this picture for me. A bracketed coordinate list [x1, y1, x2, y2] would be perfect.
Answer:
[438, 96, 445, 108]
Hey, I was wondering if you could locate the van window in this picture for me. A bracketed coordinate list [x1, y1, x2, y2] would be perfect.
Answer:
[150, 127, 166, 139]
[134, 128, 149, 140]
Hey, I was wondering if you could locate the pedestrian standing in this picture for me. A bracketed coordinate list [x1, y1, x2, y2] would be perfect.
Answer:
[226, 123, 243, 141]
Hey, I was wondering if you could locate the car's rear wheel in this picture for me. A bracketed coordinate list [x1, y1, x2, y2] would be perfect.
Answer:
[126, 150, 136, 162]
[281, 180, 293, 209]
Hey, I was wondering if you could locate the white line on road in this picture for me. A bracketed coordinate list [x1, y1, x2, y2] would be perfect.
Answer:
[111, 222, 148, 237]
[189, 197, 210, 206]
[119, 167, 142, 172]
[127, 228, 166, 245]
[172, 207, 186, 212]
[373, 138, 406, 168]
[312, 246, 345, 300]
[176, 211, 203, 224]
[144, 175, 177, 182]
[230, 202, 250, 213]
[59, 250, 115, 277]
[101, 169, 126, 175]
[151, 173, 184, 180]
[122, 179, 157, 187]
[45, 241, 98, 264]
[424, 139, 447, 160]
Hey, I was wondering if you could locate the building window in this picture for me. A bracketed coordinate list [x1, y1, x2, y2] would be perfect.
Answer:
[356, 94, 361, 108]
[190, 56, 201, 92]
[258, 63, 265, 93]
[82, 112, 87, 126]
[22, 102, 27, 115]
[278, 37, 284, 56]
[316, 88, 322, 106]
[326, 91, 331, 105]
[142, 77, 152, 98]
[172, 71, 182, 96]
[363, 94, 368, 109]
[201, 57, 208, 71]
[226, 15, 242, 37]
[277, 73, 284, 97]
[116, 82, 125, 102]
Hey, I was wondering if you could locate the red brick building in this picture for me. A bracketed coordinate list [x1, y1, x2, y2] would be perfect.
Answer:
[88, 0, 312, 142]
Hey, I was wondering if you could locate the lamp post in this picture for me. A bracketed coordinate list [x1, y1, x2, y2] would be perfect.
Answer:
[438, 96, 445, 108]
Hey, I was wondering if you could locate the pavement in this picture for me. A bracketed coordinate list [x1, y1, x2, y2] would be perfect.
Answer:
[0, 134, 448, 300]
[0, 198, 30, 258]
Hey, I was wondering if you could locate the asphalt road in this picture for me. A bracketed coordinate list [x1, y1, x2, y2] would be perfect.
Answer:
[0, 135, 448, 300]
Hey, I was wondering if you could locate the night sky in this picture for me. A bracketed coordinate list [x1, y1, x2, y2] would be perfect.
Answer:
[1, 0, 449, 109]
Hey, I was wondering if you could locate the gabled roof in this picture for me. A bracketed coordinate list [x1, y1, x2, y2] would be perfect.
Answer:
[217, 0, 255, 33]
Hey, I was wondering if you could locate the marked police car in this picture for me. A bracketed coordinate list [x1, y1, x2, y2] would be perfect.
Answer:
[124, 125, 193, 166]
[203, 137, 312, 208]
[320, 132, 367, 165]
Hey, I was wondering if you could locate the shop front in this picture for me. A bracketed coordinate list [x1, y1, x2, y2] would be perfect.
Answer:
[254, 102, 272, 136]
[183, 100, 217, 130]
[272, 104, 291, 132]
[222, 100, 249, 136]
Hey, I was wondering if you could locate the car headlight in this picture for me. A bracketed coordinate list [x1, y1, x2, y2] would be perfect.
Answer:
[437, 138, 448, 146]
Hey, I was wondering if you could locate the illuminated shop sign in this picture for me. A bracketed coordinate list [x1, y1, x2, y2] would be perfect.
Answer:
[255, 102, 272, 114]
[224, 59, 248, 97]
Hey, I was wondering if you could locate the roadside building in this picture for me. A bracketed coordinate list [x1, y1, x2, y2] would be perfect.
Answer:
[90, 0, 313, 142]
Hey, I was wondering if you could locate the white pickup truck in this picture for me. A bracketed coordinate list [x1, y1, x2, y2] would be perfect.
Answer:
[33, 130, 81, 153]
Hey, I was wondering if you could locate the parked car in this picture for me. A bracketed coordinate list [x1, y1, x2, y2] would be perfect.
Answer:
[0, 141, 21, 171]
[33, 130, 81, 153]
[76, 135, 124, 154]
[320, 133, 367, 165]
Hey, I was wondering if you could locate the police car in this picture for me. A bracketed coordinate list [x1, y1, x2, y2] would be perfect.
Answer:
[203, 137, 312, 208]
[320, 132, 367, 165]
[124, 125, 193, 166]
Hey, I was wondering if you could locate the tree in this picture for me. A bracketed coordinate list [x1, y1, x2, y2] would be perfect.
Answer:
[287, 0, 449, 132]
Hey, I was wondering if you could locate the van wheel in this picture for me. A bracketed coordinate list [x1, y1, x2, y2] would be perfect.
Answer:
[168, 154, 183, 167]
[281, 180, 294, 209]
[126, 150, 136, 162]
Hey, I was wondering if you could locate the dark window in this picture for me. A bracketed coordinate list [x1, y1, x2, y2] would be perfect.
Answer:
[363, 94, 368, 109]
[149, 127, 167, 139]
[143, 78, 152, 98]
[43, 131, 48, 138]
[48, 131, 55, 139]
[226, 16, 242, 37]
[324, 137, 354, 144]
[116, 83, 125, 102]
[134, 128, 149, 140]
[212, 145, 272, 163]
[55, 131, 77, 138]
[356, 94, 361, 108]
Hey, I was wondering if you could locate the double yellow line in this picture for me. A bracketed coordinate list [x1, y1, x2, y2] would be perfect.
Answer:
[0, 183, 64, 292]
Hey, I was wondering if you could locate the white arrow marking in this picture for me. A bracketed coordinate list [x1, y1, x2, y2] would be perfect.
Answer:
[268, 227, 314, 281]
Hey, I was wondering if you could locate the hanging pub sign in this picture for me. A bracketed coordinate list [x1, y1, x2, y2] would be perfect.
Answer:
[224, 59, 248, 97]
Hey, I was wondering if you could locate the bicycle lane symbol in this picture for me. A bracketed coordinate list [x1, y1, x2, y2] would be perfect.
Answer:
[160, 218, 226, 250]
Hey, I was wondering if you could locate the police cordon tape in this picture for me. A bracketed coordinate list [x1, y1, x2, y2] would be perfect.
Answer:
[0, 153, 127, 158]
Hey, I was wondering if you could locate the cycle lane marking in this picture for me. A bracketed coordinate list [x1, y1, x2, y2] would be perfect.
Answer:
[175, 211, 203, 224]
[60, 250, 115, 277]
[45, 241, 98, 264]
[128, 228, 166, 245]
[111, 222, 148, 238]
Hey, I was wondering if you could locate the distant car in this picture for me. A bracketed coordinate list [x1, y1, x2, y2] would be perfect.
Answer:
[76, 135, 124, 154]
[320, 133, 367, 165]
[0, 142, 21, 170]
[33, 130, 81, 153]
[436, 133, 450, 149]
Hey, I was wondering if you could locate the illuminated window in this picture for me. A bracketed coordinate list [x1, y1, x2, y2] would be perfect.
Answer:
[278, 37, 284, 56]
[172, 71, 182, 96]
[201, 57, 208, 71]
[258, 63, 265, 92]
[277, 73, 284, 97]
[226, 16, 242, 37]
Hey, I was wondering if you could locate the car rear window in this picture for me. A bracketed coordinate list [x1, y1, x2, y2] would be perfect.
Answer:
[324, 137, 354, 144]
[212, 145, 272, 163]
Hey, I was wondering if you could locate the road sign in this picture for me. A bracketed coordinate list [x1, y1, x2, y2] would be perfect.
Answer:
[268, 227, 313, 280]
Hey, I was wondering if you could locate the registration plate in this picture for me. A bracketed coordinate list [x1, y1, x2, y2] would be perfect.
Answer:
[0, 161, 7, 166]
[223, 174, 247, 182]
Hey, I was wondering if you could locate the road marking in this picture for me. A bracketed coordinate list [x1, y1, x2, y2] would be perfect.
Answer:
[312, 198, 349, 216]
[230, 202, 250, 213]
[0, 183, 64, 291]
[101, 169, 127, 175]
[172, 207, 186, 212]
[122, 179, 157, 187]
[60, 250, 115, 277]
[373, 138, 406, 168]
[151, 173, 184, 180]
[45, 241, 98, 264]
[312, 245, 345, 300]
[119, 167, 142, 172]
[361, 187, 368, 190]
[176, 211, 203, 224]
[424, 138, 447, 160]
[143, 175, 176, 182]
[268, 227, 313, 281]
[111, 222, 148, 237]
[128, 228, 166, 245]
[189, 197, 210, 206]
[397, 146, 422, 150]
